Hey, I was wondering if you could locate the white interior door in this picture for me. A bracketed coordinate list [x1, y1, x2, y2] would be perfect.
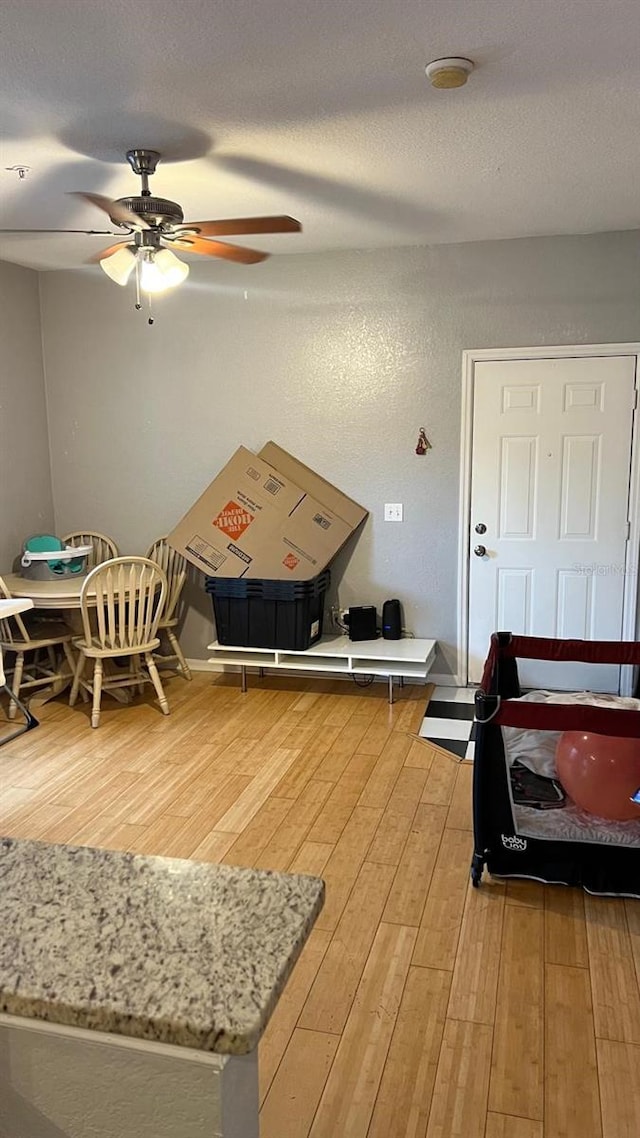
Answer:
[468, 355, 637, 691]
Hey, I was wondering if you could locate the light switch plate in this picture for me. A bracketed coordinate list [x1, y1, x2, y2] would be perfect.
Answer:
[384, 503, 403, 522]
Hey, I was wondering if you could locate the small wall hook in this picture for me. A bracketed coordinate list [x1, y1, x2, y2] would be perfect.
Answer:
[416, 428, 431, 455]
[5, 165, 31, 180]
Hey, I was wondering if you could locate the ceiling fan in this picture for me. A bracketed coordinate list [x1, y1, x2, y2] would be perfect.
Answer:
[0, 148, 302, 296]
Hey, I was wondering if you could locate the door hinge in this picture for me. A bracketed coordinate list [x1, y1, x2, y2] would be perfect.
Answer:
[625, 520, 631, 540]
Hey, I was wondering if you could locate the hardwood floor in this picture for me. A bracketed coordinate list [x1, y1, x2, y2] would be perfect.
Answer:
[1, 672, 639, 1138]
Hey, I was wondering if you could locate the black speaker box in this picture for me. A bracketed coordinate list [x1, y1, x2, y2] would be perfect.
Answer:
[346, 605, 378, 641]
[382, 598, 402, 640]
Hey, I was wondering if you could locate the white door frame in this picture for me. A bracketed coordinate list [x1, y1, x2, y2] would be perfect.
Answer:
[457, 343, 640, 691]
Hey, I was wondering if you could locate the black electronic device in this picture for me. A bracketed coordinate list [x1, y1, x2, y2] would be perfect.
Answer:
[510, 762, 566, 811]
[382, 598, 402, 640]
[345, 605, 378, 642]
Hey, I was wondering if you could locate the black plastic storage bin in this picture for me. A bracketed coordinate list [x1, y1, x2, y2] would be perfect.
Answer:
[206, 570, 330, 650]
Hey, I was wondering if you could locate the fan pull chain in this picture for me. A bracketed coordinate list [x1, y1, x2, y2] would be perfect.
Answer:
[132, 260, 154, 324]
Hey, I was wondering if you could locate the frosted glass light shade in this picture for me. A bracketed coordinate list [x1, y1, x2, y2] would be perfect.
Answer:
[100, 245, 137, 285]
[140, 248, 189, 293]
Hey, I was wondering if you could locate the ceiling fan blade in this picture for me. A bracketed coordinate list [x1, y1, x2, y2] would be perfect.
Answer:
[68, 192, 150, 229]
[166, 235, 268, 264]
[177, 216, 301, 237]
[87, 241, 133, 264]
[0, 228, 120, 235]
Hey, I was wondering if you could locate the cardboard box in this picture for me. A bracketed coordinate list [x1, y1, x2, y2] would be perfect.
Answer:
[259, 442, 367, 530]
[168, 444, 368, 580]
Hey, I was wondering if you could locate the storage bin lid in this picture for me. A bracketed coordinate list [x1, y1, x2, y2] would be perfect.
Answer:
[205, 569, 330, 599]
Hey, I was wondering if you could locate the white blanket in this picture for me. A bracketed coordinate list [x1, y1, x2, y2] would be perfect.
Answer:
[502, 690, 640, 779]
[501, 690, 640, 846]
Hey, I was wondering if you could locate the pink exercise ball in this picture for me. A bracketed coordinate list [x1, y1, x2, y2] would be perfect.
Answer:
[556, 732, 640, 821]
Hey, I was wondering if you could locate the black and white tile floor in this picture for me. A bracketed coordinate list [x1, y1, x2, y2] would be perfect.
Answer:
[419, 686, 477, 761]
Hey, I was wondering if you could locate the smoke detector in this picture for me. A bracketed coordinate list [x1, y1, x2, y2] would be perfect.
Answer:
[425, 57, 474, 89]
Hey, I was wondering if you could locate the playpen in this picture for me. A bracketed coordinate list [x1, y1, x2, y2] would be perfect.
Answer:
[471, 633, 640, 897]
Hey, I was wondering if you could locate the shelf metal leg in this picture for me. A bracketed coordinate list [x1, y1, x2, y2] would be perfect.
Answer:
[388, 675, 394, 705]
[1, 683, 39, 746]
[399, 676, 404, 688]
[241, 666, 247, 694]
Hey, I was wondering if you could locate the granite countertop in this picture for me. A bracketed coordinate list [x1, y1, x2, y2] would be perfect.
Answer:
[0, 836, 324, 1055]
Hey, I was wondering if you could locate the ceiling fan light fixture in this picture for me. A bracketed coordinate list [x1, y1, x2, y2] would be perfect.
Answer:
[139, 247, 189, 293]
[99, 244, 137, 285]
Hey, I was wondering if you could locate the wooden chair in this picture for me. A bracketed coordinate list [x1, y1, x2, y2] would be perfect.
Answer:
[0, 575, 76, 720]
[69, 557, 170, 728]
[0, 597, 39, 743]
[62, 531, 119, 570]
[145, 537, 192, 680]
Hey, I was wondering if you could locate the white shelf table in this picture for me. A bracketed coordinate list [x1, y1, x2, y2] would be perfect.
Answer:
[207, 634, 437, 704]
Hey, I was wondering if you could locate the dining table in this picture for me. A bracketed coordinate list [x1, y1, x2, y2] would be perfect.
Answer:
[1, 573, 99, 611]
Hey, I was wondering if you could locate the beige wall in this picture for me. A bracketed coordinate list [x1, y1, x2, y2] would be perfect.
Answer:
[38, 230, 640, 669]
[0, 261, 54, 572]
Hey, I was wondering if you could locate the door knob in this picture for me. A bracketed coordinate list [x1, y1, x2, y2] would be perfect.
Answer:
[474, 545, 487, 557]
[475, 523, 487, 534]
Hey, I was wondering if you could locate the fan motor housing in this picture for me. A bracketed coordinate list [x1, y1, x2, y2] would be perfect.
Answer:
[113, 195, 184, 228]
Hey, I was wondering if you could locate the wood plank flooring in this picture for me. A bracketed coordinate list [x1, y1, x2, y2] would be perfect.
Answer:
[1, 671, 638, 1138]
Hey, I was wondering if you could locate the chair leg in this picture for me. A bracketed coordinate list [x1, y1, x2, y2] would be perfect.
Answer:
[62, 641, 74, 673]
[91, 659, 103, 728]
[62, 641, 76, 680]
[63, 641, 88, 703]
[135, 654, 145, 695]
[167, 629, 192, 680]
[44, 644, 67, 698]
[69, 652, 86, 708]
[9, 652, 25, 720]
[145, 652, 170, 716]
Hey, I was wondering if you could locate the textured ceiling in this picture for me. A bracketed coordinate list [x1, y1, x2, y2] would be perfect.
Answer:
[1, 0, 639, 269]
